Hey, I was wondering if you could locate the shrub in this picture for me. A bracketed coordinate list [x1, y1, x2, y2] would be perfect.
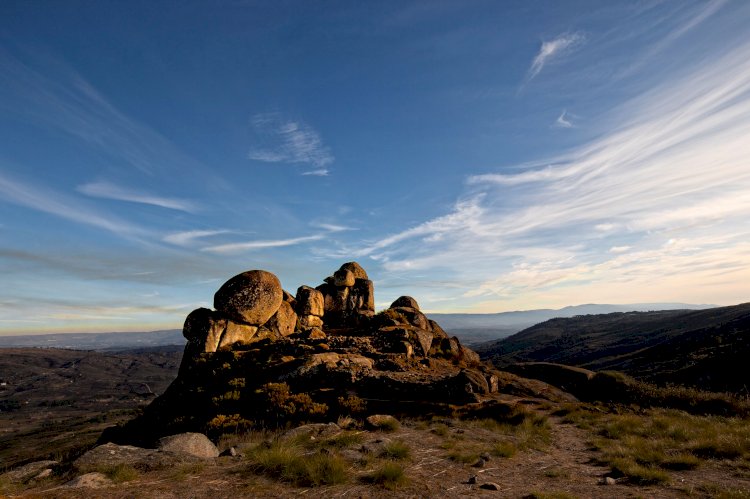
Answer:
[259, 383, 328, 423]
[337, 395, 366, 415]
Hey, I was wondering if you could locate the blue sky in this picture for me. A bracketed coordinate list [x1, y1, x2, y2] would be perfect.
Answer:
[2, 0, 750, 334]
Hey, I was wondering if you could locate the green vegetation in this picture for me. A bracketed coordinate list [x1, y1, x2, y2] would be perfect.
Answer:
[563, 404, 750, 484]
[323, 431, 366, 449]
[369, 417, 400, 432]
[99, 463, 140, 483]
[259, 383, 329, 423]
[364, 462, 407, 489]
[379, 440, 411, 460]
[491, 440, 517, 458]
[247, 440, 347, 487]
[585, 371, 750, 417]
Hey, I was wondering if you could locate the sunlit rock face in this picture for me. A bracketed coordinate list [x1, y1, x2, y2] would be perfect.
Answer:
[101, 262, 553, 447]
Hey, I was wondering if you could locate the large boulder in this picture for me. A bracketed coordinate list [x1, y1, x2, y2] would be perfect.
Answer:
[333, 269, 355, 287]
[158, 432, 219, 458]
[339, 261, 368, 280]
[214, 270, 283, 325]
[296, 286, 324, 317]
[218, 321, 258, 349]
[390, 296, 420, 311]
[183, 308, 226, 353]
[266, 301, 298, 337]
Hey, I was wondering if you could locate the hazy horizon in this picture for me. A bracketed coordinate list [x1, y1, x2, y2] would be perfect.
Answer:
[2, 1, 749, 334]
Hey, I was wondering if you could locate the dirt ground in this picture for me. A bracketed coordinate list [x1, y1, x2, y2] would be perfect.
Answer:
[7, 395, 749, 499]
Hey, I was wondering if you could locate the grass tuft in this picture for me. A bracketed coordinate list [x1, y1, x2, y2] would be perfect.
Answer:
[380, 440, 411, 460]
[365, 462, 407, 489]
[247, 440, 347, 486]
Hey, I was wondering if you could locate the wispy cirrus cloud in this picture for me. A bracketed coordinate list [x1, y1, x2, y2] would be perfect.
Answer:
[348, 37, 750, 310]
[248, 113, 334, 169]
[77, 181, 199, 212]
[162, 229, 231, 247]
[0, 48, 209, 178]
[553, 110, 574, 128]
[302, 168, 330, 176]
[0, 171, 145, 239]
[527, 32, 585, 80]
[202, 234, 324, 254]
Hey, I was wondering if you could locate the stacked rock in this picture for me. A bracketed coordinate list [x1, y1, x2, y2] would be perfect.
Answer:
[183, 270, 298, 355]
[295, 286, 324, 328]
[315, 262, 375, 327]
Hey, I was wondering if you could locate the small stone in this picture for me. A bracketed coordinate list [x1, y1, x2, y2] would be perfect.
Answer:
[64, 472, 112, 489]
[34, 468, 53, 480]
[601, 476, 617, 485]
[307, 327, 327, 340]
[220, 447, 238, 457]
[467, 475, 478, 484]
[472, 457, 486, 468]
[479, 482, 502, 491]
[480, 452, 491, 461]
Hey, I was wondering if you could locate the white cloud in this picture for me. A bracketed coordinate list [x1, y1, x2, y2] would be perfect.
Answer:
[302, 168, 330, 176]
[554, 110, 574, 128]
[0, 171, 145, 238]
[609, 246, 631, 254]
[0, 49, 211, 178]
[78, 181, 198, 212]
[312, 223, 356, 233]
[162, 229, 230, 247]
[201, 235, 324, 254]
[527, 32, 585, 80]
[248, 113, 334, 167]
[345, 37, 750, 310]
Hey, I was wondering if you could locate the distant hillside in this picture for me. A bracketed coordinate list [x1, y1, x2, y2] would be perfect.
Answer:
[0, 329, 184, 351]
[0, 346, 183, 467]
[476, 303, 750, 393]
[431, 302, 713, 345]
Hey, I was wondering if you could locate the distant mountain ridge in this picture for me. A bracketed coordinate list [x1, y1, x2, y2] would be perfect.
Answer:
[431, 302, 714, 345]
[476, 302, 750, 393]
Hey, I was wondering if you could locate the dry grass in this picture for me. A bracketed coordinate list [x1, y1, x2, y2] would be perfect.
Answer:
[562, 404, 750, 485]
[364, 462, 407, 489]
[246, 440, 348, 486]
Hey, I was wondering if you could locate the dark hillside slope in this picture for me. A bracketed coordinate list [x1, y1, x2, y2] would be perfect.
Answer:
[477, 303, 750, 393]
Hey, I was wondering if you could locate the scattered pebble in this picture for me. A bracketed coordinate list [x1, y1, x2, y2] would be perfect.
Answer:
[480, 482, 502, 491]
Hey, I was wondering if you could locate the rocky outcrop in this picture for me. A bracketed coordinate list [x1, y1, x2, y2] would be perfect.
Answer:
[101, 262, 553, 447]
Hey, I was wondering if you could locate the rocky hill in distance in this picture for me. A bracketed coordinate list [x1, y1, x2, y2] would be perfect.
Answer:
[477, 303, 750, 393]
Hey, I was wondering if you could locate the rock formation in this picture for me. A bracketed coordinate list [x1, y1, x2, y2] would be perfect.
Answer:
[101, 262, 551, 447]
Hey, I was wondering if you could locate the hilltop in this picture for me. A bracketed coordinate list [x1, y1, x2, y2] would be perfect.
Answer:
[477, 303, 750, 393]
